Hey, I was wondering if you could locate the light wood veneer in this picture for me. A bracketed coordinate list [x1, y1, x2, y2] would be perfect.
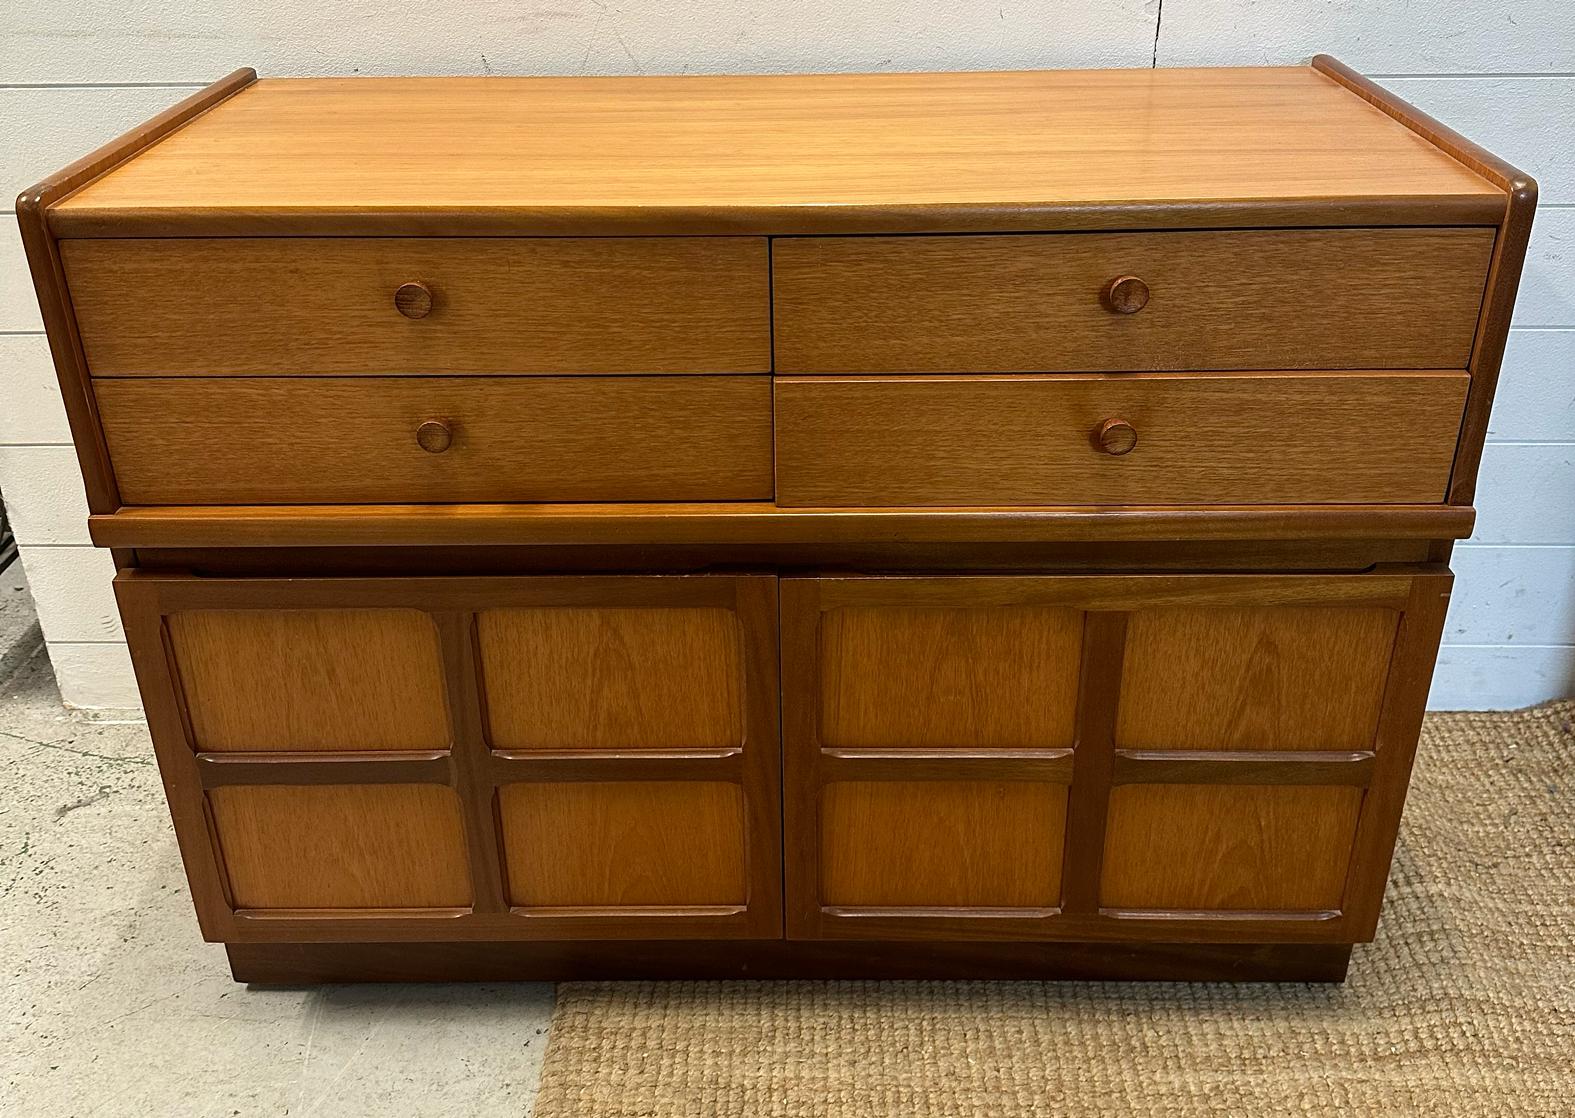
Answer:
[1117, 606, 1400, 751]
[95, 375, 773, 504]
[773, 229, 1493, 374]
[209, 784, 473, 910]
[63, 236, 770, 376]
[499, 782, 749, 908]
[49, 68, 1501, 236]
[21, 60, 1531, 982]
[169, 608, 448, 752]
[1100, 784, 1364, 911]
[818, 606, 1083, 749]
[477, 607, 746, 750]
[775, 371, 1469, 507]
[820, 781, 1067, 908]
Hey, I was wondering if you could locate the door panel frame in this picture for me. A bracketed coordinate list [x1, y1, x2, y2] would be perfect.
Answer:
[781, 570, 1451, 943]
[115, 569, 783, 943]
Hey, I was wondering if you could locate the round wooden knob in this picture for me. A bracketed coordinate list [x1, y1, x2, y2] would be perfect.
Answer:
[1103, 275, 1149, 314]
[1095, 418, 1138, 456]
[394, 281, 433, 319]
[415, 419, 452, 454]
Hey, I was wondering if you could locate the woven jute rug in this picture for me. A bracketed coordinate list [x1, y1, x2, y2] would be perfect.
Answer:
[533, 703, 1575, 1117]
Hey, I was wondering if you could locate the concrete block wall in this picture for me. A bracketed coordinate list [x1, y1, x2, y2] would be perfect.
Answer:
[2, 1, 1572, 709]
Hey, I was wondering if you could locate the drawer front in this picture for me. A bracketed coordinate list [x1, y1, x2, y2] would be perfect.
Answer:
[781, 572, 1451, 941]
[62, 237, 770, 376]
[772, 229, 1493, 373]
[116, 572, 784, 941]
[96, 375, 773, 504]
[775, 371, 1468, 506]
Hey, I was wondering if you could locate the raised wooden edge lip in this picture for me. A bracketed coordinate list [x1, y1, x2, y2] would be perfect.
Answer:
[32, 59, 1509, 236]
[86, 503, 1477, 548]
[1311, 55, 1536, 207]
[18, 68, 258, 217]
[1311, 56, 1538, 510]
[17, 68, 258, 518]
[44, 194, 1505, 237]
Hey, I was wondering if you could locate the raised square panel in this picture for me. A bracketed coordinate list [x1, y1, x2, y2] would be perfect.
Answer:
[1100, 784, 1363, 911]
[499, 782, 747, 907]
[820, 781, 1067, 908]
[1117, 606, 1399, 750]
[819, 606, 1083, 748]
[477, 608, 744, 749]
[209, 784, 471, 910]
[168, 609, 447, 751]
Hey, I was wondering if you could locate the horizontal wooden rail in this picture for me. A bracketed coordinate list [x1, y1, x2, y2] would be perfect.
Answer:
[196, 751, 452, 788]
[1110, 750, 1377, 786]
[90, 502, 1477, 549]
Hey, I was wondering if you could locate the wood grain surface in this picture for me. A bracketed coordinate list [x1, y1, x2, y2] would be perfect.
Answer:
[62, 237, 769, 375]
[49, 68, 1501, 236]
[477, 607, 745, 750]
[819, 781, 1067, 908]
[1099, 784, 1364, 911]
[1117, 606, 1400, 750]
[95, 375, 773, 504]
[499, 782, 748, 907]
[30, 60, 1508, 969]
[118, 571, 785, 941]
[775, 372, 1469, 506]
[783, 572, 1435, 941]
[1310, 55, 1538, 508]
[818, 605, 1084, 748]
[15, 70, 259, 513]
[168, 608, 448, 751]
[773, 229, 1492, 373]
[88, 503, 1480, 549]
[209, 783, 472, 909]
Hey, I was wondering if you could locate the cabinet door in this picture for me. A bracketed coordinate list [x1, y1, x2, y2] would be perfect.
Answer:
[117, 571, 781, 944]
[782, 572, 1449, 942]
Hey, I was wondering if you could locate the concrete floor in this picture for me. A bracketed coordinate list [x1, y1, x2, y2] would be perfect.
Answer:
[0, 564, 554, 1117]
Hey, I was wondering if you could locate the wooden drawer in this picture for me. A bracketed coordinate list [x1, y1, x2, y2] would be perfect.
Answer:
[774, 371, 1468, 506]
[62, 237, 770, 376]
[772, 229, 1493, 373]
[95, 375, 773, 504]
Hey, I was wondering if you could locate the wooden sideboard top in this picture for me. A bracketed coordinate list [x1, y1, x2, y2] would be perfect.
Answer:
[44, 62, 1508, 236]
[17, 56, 1534, 539]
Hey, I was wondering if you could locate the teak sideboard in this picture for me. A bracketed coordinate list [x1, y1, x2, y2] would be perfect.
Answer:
[19, 59, 1534, 983]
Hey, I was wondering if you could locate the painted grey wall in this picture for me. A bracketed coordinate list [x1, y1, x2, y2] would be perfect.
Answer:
[2, 1, 1571, 708]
